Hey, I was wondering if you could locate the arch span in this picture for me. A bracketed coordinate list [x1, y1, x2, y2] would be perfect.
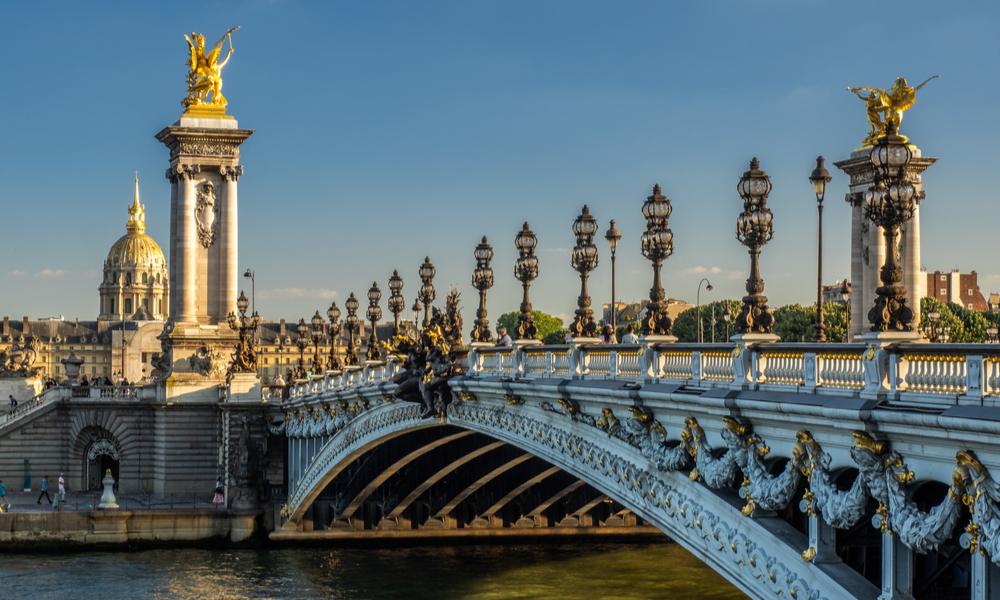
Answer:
[280, 399, 873, 599]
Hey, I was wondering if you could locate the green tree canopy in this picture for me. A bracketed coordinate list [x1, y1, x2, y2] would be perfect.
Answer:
[673, 300, 743, 343]
[496, 310, 564, 343]
[672, 300, 848, 343]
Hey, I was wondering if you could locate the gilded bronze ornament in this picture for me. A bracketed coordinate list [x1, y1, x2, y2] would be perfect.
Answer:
[366, 282, 383, 361]
[570, 205, 599, 337]
[225, 290, 260, 382]
[182, 27, 239, 112]
[847, 75, 937, 146]
[470, 236, 494, 343]
[326, 301, 342, 371]
[514, 222, 539, 340]
[388, 270, 405, 336]
[864, 123, 918, 332]
[735, 158, 776, 335]
[640, 184, 674, 335]
[418, 257, 436, 327]
[344, 293, 361, 367]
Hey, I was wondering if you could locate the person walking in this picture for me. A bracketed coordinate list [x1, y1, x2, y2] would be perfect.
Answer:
[212, 478, 225, 508]
[8, 394, 17, 415]
[0, 479, 8, 512]
[58, 473, 66, 501]
[621, 324, 640, 344]
[37, 475, 51, 505]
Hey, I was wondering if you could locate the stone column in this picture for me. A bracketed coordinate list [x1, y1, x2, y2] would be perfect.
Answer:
[849, 202, 864, 340]
[903, 205, 922, 329]
[171, 164, 201, 323]
[220, 165, 243, 321]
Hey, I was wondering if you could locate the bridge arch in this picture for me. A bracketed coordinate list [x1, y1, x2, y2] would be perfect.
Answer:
[280, 399, 871, 599]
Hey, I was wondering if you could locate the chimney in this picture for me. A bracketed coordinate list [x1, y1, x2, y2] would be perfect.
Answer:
[2, 316, 9, 337]
[279, 319, 286, 336]
[22, 316, 30, 336]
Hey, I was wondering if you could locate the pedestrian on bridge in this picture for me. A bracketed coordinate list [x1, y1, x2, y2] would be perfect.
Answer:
[621, 324, 639, 344]
[36, 475, 51, 505]
[496, 327, 512, 348]
[8, 394, 16, 415]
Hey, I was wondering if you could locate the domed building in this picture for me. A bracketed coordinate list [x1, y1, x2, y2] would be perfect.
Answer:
[99, 174, 169, 321]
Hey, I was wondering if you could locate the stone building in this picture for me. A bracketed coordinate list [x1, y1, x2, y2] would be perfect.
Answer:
[924, 268, 988, 312]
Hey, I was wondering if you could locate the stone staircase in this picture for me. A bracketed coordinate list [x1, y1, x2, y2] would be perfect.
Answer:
[0, 387, 69, 437]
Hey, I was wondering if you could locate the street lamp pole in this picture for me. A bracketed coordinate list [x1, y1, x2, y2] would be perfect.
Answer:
[696, 278, 713, 344]
[809, 156, 832, 342]
[840, 280, 852, 342]
[604, 220, 622, 331]
[570, 205, 600, 338]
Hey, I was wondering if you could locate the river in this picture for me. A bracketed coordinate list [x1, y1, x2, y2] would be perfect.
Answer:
[0, 542, 745, 599]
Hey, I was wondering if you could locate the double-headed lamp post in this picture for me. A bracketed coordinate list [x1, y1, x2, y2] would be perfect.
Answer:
[418, 257, 436, 327]
[809, 156, 832, 342]
[366, 282, 382, 361]
[388, 270, 405, 336]
[344, 293, 361, 367]
[310, 310, 325, 373]
[735, 158, 776, 335]
[640, 184, 675, 335]
[604, 219, 622, 331]
[327, 301, 342, 370]
[294, 318, 309, 378]
[570, 205, 600, 338]
[514, 222, 539, 340]
[471, 236, 494, 343]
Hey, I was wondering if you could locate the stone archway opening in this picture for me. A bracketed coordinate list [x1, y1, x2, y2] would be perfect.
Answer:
[84, 438, 120, 492]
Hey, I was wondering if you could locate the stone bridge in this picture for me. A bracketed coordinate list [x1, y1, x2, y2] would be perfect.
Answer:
[274, 339, 1000, 600]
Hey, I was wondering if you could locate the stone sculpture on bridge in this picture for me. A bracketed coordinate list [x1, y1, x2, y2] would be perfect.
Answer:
[0, 337, 41, 377]
[388, 308, 466, 418]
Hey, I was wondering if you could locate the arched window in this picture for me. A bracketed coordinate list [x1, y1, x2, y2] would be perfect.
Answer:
[124, 273, 132, 287]
[141, 272, 148, 285]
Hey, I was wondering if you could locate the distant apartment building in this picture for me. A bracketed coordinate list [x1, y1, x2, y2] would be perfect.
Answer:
[821, 279, 852, 305]
[924, 269, 988, 311]
[602, 299, 694, 326]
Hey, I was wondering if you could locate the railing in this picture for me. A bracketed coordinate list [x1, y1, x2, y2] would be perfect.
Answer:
[0, 386, 70, 430]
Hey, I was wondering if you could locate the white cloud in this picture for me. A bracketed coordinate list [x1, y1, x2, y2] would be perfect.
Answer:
[35, 269, 66, 279]
[7, 270, 26, 277]
[682, 265, 724, 275]
[258, 287, 339, 300]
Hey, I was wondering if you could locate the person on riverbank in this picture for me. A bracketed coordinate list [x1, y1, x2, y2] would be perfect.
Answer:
[37, 475, 51, 505]
[212, 479, 225, 508]
[58, 473, 66, 501]
[0, 479, 8, 512]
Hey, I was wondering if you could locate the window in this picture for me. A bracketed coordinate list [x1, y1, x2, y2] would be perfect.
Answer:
[142, 272, 148, 285]
[940, 275, 947, 281]
[124, 298, 132, 314]
[969, 289, 974, 296]
[969, 303, 974, 310]
[940, 290, 946, 295]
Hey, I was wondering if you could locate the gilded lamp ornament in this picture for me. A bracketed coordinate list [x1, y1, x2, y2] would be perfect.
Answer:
[225, 290, 260, 381]
[182, 26, 239, 113]
[470, 236, 494, 343]
[864, 123, 918, 332]
[640, 184, 675, 336]
[514, 222, 539, 340]
[735, 158, 776, 335]
[847, 75, 937, 147]
[570, 205, 599, 337]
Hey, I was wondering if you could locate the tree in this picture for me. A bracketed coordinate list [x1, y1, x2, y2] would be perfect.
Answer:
[496, 311, 564, 342]
[921, 297, 966, 341]
[774, 304, 814, 342]
[673, 300, 742, 343]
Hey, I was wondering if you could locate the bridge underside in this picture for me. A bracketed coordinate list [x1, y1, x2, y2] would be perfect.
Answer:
[276, 424, 657, 540]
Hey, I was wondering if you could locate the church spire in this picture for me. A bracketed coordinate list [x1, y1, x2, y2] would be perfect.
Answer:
[127, 171, 146, 234]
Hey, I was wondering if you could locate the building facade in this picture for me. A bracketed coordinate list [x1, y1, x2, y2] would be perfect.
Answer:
[924, 269, 988, 311]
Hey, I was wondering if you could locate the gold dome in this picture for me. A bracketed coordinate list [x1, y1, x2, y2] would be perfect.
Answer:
[105, 174, 166, 270]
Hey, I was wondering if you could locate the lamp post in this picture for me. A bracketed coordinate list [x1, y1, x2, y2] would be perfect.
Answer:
[418, 257, 436, 327]
[840, 280, 852, 342]
[388, 270, 405, 336]
[366, 282, 382, 360]
[471, 236, 494, 343]
[570, 205, 600, 338]
[696, 278, 714, 343]
[310, 310, 325, 373]
[722, 303, 732, 340]
[604, 219, 622, 331]
[735, 158, 776, 335]
[640, 184, 675, 335]
[987, 325, 999, 344]
[514, 222, 539, 340]
[243, 269, 255, 315]
[344, 293, 361, 367]
[226, 290, 261, 376]
[326, 301, 342, 370]
[921, 310, 950, 343]
[864, 123, 918, 332]
[809, 156, 832, 342]
[411, 298, 421, 334]
[294, 318, 309, 378]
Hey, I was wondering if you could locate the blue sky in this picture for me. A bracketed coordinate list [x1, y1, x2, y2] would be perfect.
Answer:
[1, 0, 997, 326]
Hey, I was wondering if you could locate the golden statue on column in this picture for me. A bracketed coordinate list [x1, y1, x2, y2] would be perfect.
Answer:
[847, 75, 938, 146]
[182, 26, 239, 115]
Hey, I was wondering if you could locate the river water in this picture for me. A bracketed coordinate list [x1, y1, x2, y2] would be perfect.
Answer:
[0, 542, 744, 599]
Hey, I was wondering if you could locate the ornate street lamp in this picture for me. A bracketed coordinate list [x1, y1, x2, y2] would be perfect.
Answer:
[326, 301, 342, 370]
[294, 318, 309, 378]
[418, 257, 436, 327]
[840, 280, 852, 342]
[310, 310, 325, 373]
[735, 158, 776, 335]
[366, 282, 383, 360]
[921, 310, 950, 343]
[696, 278, 713, 343]
[604, 219, 622, 331]
[809, 156, 832, 342]
[470, 236, 494, 343]
[344, 293, 361, 366]
[864, 124, 918, 332]
[722, 303, 732, 340]
[640, 184, 674, 335]
[570, 205, 599, 338]
[987, 324, 999, 344]
[388, 270, 405, 336]
[411, 298, 421, 334]
[226, 290, 261, 376]
[514, 222, 539, 340]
